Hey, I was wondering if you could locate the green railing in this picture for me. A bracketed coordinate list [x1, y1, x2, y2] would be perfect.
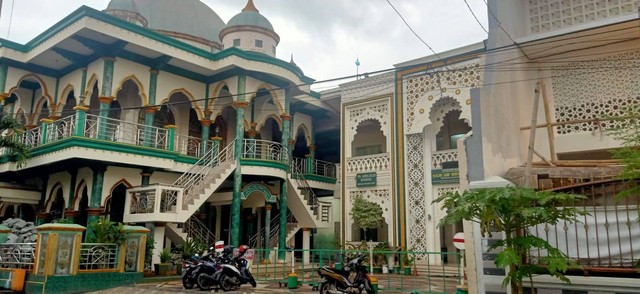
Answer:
[249, 249, 462, 293]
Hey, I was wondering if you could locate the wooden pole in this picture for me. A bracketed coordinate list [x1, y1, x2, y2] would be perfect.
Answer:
[524, 83, 541, 188]
[540, 81, 557, 163]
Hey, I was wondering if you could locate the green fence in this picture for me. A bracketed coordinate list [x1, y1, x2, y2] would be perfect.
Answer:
[250, 249, 462, 294]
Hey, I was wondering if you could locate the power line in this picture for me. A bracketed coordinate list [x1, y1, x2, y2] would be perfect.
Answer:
[462, 0, 488, 34]
[384, 0, 452, 69]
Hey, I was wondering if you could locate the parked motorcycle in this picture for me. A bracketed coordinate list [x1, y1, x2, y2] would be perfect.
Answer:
[317, 254, 374, 294]
[195, 245, 234, 291]
[216, 245, 257, 291]
[181, 255, 201, 289]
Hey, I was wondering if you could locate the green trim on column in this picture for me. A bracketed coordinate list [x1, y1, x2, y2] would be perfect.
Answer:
[74, 107, 88, 136]
[40, 119, 52, 144]
[264, 206, 271, 260]
[200, 123, 210, 156]
[231, 74, 247, 247]
[98, 100, 112, 140]
[90, 165, 106, 208]
[204, 83, 210, 110]
[38, 175, 49, 210]
[0, 62, 8, 93]
[278, 87, 292, 261]
[166, 126, 176, 151]
[148, 70, 158, 105]
[80, 68, 88, 96]
[101, 57, 115, 97]
[67, 169, 77, 209]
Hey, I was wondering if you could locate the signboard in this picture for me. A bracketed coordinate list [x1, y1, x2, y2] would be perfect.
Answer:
[432, 168, 460, 185]
[356, 172, 377, 187]
[453, 232, 465, 250]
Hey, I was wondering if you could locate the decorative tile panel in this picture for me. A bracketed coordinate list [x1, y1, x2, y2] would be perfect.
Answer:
[528, 0, 640, 33]
[552, 51, 640, 134]
[406, 133, 427, 254]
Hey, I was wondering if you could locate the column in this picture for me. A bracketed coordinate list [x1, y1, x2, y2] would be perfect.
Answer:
[305, 145, 316, 174]
[40, 118, 53, 144]
[201, 109, 212, 156]
[141, 168, 154, 187]
[278, 114, 292, 261]
[74, 105, 89, 136]
[86, 165, 106, 241]
[215, 205, 222, 238]
[152, 223, 166, 265]
[302, 228, 311, 265]
[66, 169, 78, 223]
[165, 125, 176, 151]
[101, 57, 115, 98]
[143, 107, 156, 147]
[231, 75, 248, 247]
[97, 96, 114, 140]
[263, 204, 272, 262]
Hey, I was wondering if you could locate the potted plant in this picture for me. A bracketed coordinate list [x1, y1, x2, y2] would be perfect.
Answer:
[373, 241, 390, 273]
[402, 252, 414, 275]
[175, 238, 205, 275]
[155, 248, 171, 276]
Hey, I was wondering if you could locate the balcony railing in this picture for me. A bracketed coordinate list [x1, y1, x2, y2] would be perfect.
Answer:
[242, 139, 288, 163]
[11, 114, 216, 158]
[432, 149, 458, 169]
[346, 153, 390, 173]
[292, 157, 337, 179]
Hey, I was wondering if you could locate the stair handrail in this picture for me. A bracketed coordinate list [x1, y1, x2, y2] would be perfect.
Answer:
[249, 212, 281, 248]
[291, 160, 319, 215]
[175, 139, 236, 206]
[184, 215, 217, 245]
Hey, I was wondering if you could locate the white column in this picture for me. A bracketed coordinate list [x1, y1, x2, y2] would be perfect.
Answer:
[302, 228, 311, 265]
[152, 224, 166, 265]
[215, 206, 222, 238]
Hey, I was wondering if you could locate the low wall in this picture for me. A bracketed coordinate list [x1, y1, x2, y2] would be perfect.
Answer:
[25, 272, 143, 294]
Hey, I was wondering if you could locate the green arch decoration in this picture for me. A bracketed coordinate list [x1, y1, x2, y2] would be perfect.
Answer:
[241, 182, 277, 203]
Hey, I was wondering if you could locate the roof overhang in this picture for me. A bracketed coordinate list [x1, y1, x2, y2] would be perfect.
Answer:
[516, 16, 640, 61]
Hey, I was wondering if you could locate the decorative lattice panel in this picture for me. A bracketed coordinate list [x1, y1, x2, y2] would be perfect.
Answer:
[406, 133, 427, 254]
[552, 51, 640, 135]
[347, 100, 391, 147]
[404, 64, 480, 131]
[346, 153, 391, 173]
[437, 186, 459, 198]
[528, 0, 640, 34]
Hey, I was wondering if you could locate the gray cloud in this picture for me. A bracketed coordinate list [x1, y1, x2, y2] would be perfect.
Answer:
[0, 0, 489, 89]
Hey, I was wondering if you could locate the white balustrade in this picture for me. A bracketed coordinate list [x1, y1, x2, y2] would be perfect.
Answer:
[84, 114, 168, 149]
[431, 149, 458, 169]
[346, 153, 391, 173]
[175, 134, 202, 157]
[242, 139, 288, 163]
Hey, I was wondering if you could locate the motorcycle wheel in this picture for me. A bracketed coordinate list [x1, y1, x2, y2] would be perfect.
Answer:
[182, 274, 194, 289]
[364, 279, 374, 294]
[196, 273, 212, 291]
[319, 280, 338, 294]
[247, 271, 257, 287]
[219, 274, 234, 292]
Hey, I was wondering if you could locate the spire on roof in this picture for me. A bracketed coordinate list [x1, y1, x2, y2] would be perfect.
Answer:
[242, 0, 259, 13]
[290, 54, 297, 66]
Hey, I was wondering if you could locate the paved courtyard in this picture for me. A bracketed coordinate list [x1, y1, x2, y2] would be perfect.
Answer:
[89, 280, 319, 294]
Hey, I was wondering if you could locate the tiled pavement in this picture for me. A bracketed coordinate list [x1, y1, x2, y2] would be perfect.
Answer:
[89, 280, 319, 294]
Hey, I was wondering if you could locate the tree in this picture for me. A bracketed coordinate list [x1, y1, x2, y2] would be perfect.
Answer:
[608, 104, 640, 197]
[433, 187, 587, 294]
[350, 196, 384, 241]
[0, 113, 29, 168]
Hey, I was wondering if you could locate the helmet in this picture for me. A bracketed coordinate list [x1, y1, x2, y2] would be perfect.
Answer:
[222, 245, 234, 255]
[238, 245, 249, 254]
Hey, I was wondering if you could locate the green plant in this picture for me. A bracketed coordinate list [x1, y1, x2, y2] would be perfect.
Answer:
[402, 251, 414, 267]
[177, 238, 206, 260]
[159, 248, 171, 264]
[350, 197, 384, 241]
[607, 104, 640, 198]
[373, 241, 390, 266]
[0, 113, 29, 168]
[433, 187, 587, 294]
[145, 233, 155, 269]
[88, 217, 125, 245]
[53, 218, 74, 224]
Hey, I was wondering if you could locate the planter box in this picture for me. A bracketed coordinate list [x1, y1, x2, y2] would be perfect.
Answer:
[154, 264, 169, 276]
[403, 268, 412, 275]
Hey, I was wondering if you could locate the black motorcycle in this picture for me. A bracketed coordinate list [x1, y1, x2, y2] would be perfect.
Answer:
[317, 254, 374, 294]
[181, 256, 201, 289]
[216, 245, 257, 291]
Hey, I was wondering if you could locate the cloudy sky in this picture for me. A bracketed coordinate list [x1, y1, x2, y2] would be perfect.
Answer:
[0, 0, 488, 90]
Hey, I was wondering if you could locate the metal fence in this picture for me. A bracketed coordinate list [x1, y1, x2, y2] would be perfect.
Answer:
[79, 243, 119, 271]
[0, 243, 36, 270]
[249, 249, 462, 294]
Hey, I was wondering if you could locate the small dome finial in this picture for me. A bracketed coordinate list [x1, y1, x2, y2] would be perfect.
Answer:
[290, 54, 297, 66]
[242, 0, 259, 13]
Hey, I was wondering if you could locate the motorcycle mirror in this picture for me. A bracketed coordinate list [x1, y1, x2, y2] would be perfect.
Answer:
[194, 254, 199, 257]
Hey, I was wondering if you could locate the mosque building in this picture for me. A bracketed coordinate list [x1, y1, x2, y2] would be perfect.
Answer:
[0, 0, 340, 264]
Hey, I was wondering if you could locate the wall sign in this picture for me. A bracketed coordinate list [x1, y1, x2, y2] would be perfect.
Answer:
[356, 172, 377, 187]
[432, 168, 460, 185]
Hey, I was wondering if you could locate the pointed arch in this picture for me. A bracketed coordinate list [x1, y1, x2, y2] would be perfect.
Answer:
[58, 84, 75, 106]
[102, 178, 133, 207]
[45, 182, 65, 212]
[251, 84, 283, 114]
[15, 108, 26, 126]
[85, 74, 99, 98]
[115, 75, 148, 105]
[31, 96, 51, 124]
[7, 74, 53, 106]
[72, 180, 88, 210]
[160, 88, 204, 120]
[294, 123, 312, 146]
[258, 114, 282, 131]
